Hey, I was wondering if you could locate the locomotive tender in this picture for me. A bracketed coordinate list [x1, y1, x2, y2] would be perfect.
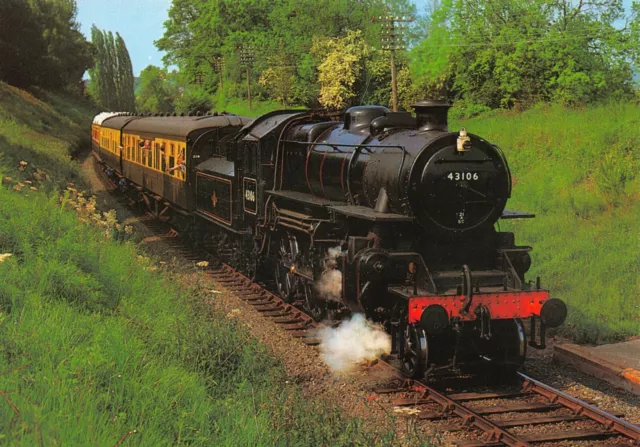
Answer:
[92, 101, 567, 378]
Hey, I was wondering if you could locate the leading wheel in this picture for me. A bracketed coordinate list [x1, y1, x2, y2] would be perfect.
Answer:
[481, 318, 527, 379]
[400, 325, 428, 378]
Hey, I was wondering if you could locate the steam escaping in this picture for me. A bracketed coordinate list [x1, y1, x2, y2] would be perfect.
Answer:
[318, 314, 391, 373]
[316, 270, 342, 301]
[326, 246, 342, 264]
[315, 246, 343, 302]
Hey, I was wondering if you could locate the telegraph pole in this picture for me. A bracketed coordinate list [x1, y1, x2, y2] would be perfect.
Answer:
[240, 46, 254, 111]
[378, 15, 413, 111]
[213, 56, 224, 92]
[194, 71, 204, 86]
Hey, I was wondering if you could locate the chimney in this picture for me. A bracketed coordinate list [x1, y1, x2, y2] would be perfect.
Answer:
[412, 100, 452, 132]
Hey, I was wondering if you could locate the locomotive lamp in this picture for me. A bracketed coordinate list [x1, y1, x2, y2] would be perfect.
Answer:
[457, 128, 472, 152]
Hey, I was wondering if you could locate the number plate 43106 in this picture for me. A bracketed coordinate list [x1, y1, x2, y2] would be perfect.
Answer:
[447, 172, 479, 181]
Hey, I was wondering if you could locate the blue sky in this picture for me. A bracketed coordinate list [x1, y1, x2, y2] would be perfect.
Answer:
[76, 0, 634, 77]
[77, 0, 172, 76]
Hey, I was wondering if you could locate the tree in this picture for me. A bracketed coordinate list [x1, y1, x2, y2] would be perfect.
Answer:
[88, 26, 107, 106]
[29, 0, 93, 90]
[411, 0, 640, 109]
[311, 30, 372, 109]
[155, 0, 416, 108]
[258, 50, 297, 106]
[88, 26, 135, 111]
[115, 34, 136, 111]
[174, 86, 213, 114]
[0, 0, 91, 90]
[136, 65, 175, 113]
[0, 0, 46, 87]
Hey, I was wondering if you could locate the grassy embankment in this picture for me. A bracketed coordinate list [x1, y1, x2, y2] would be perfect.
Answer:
[0, 83, 403, 446]
[455, 102, 639, 344]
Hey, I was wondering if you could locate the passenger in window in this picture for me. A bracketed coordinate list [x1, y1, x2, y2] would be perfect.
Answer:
[168, 149, 186, 174]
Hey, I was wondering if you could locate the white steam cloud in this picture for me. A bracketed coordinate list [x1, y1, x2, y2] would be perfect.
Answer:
[316, 269, 343, 301]
[318, 314, 391, 373]
[315, 246, 343, 302]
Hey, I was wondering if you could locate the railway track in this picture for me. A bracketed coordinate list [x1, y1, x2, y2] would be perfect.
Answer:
[93, 159, 640, 447]
[203, 262, 640, 447]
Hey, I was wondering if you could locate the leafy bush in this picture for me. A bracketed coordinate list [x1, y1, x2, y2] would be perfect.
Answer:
[173, 86, 214, 114]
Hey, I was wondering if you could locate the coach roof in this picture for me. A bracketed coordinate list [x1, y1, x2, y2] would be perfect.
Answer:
[100, 115, 139, 129]
[119, 115, 252, 138]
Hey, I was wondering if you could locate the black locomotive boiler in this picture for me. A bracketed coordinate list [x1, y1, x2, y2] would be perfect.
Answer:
[93, 101, 567, 378]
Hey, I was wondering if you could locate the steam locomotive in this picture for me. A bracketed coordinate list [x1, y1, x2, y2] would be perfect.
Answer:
[92, 101, 567, 378]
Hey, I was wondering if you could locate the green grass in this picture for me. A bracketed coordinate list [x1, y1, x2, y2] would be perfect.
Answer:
[454, 101, 640, 343]
[0, 83, 97, 190]
[0, 83, 410, 446]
